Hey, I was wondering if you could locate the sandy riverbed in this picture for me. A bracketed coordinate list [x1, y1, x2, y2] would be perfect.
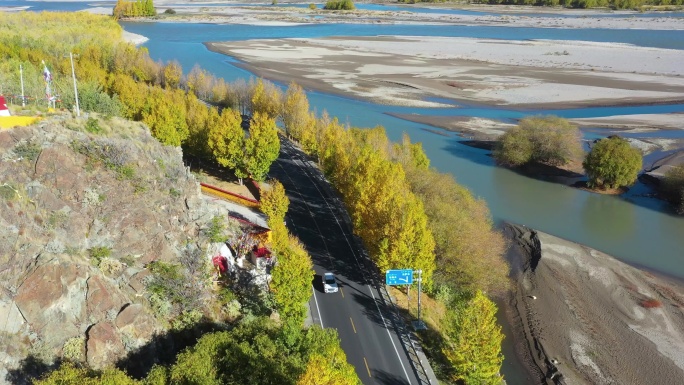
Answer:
[505, 224, 684, 385]
[206, 35, 684, 109]
[146, 1, 684, 30]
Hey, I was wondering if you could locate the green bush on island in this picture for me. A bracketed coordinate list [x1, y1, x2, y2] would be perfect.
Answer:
[309, 3, 317, 9]
[494, 116, 582, 168]
[323, 0, 356, 10]
[583, 136, 642, 190]
[662, 164, 684, 214]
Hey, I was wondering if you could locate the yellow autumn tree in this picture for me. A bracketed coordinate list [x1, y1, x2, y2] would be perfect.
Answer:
[250, 78, 282, 120]
[207, 108, 245, 180]
[184, 94, 216, 157]
[261, 180, 290, 225]
[142, 87, 189, 146]
[282, 81, 310, 138]
[245, 112, 281, 182]
[298, 354, 360, 385]
[162, 60, 182, 89]
[270, 235, 314, 328]
[443, 291, 504, 385]
[187, 64, 213, 100]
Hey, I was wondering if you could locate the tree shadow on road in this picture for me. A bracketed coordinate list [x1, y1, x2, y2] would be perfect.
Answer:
[372, 369, 410, 385]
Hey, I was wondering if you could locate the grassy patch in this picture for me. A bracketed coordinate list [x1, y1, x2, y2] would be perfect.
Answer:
[14, 141, 41, 161]
[85, 117, 102, 134]
[0, 184, 18, 200]
[89, 246, 112, 266]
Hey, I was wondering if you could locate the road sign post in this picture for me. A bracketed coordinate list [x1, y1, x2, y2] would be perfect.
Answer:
[414, 269, 426, 330]
[386, 269, 426, 330]
[385, 269, 413, 286]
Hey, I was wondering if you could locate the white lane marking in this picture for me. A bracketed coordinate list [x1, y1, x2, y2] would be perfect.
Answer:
[285, 141, 412, 384]
[312, 285, 324, 328]
[369, 285, 411, 384]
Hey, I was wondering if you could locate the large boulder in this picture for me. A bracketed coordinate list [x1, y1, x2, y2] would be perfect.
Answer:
[15, 263, 88, 350]
[86, 322, 125, 369]
[115, 304, 160, 350]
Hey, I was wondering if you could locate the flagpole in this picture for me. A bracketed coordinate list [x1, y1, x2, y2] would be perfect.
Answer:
[70, 53, 80, 117]
[42, 60, 51, 109]
[20, 64, 25, 107]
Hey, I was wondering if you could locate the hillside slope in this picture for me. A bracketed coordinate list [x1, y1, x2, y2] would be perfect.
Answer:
[0, 115, 230, 381]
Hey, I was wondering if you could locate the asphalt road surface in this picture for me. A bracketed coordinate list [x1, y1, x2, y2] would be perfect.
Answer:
[269, 139, 426, 385]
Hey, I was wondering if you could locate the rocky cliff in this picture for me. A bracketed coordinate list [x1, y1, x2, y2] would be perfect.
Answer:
[0, 115, 230, 382]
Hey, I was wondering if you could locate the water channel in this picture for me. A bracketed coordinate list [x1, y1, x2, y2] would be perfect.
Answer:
[6, 2, 684, 382]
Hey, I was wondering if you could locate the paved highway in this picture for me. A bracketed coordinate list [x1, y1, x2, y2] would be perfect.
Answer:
[269, 139, 430, 385]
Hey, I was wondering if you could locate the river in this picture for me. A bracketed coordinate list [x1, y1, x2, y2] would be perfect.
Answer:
[7, 2, 684, 382]
[119, 20, 684, 383]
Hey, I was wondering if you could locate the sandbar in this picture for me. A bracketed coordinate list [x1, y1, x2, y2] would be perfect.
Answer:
[206, 35, 684, 109]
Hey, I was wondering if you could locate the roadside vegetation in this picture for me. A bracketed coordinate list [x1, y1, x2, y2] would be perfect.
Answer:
[35, 319, 360, 385]
[398, 0, 684, 10]
[3, 11, 508, 385]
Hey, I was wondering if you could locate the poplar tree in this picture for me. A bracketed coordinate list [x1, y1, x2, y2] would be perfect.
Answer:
[185, 95, 216, 157]
[142, 87, 189, 147]
[443, 291, 504, 385]
[162, 60, 182, 89]
[270, 235, 314, 329]
[282, 81, 310, 138]
[261, 180, 290, 225]
[207, 108, 245, 180]
[250, 78, 282, 120]
[245, 112, 281, 181]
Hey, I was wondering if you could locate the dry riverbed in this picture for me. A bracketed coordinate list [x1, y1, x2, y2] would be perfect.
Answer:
[506, 224, 684, 385]
[206, 35, 684, 110]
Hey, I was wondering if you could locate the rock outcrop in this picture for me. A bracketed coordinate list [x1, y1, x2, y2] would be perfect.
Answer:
[0, 115, 231, 381]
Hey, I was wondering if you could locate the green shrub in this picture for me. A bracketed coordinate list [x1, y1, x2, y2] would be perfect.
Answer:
[0, 184, 18, 201]
[583, 136, 642, 190]
[77, 81, 123, 117]
[89, 246, 112, 266]
[164, 8, 176, 14]
[62, 337, 85, 362]
[14, 141, 41, 161]
[494, 116, 582, 167]
[116, 164, 136, 180]
[149, 292, 172, 319]
[309, 3, 317, 9]
[662, 164, 684, 214]
[85, 117, 102, 134]
[323, 0, 355, 10]
[205, 215, 226, 243]
[121, 254, 136, 266]
[171, 309, 203, 330]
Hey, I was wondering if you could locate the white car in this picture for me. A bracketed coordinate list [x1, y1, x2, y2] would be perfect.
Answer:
[323, 272, 338, 293]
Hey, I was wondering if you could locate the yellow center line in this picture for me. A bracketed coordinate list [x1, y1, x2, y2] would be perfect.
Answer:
[363, 357, 372, 378]
[340, 287, 344, 298]
[350, 317, 357, 334]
